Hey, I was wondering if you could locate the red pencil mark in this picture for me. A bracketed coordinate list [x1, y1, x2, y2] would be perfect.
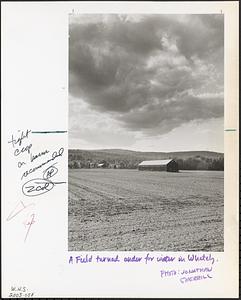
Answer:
[6, 201, 34, 221]
[24, 214, 36, 242]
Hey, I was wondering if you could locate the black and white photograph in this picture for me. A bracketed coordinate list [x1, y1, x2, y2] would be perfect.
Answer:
[2, 2, 239, 298]
[68, 14, 224, 252]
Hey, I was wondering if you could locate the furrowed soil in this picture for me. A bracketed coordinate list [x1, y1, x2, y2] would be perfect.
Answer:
[68, 169, 223, 251]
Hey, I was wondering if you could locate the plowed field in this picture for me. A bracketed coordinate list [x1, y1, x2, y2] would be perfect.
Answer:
[68, 169, 223, 251]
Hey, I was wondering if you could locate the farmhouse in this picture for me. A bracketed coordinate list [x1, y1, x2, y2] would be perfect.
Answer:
[97, 163, 105, 168]
[97, 161, 109, 168]
[138, 159, 178, 172]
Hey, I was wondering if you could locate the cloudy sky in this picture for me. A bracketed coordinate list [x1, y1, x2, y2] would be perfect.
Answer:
[69, 14, 224, 152]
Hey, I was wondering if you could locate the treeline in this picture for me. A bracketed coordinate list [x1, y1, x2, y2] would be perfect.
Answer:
[175, 156, 224, 170]
[68, 154, 224, 171]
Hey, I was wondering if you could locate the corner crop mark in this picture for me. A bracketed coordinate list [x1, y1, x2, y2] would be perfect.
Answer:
[31, 131, 67, 134]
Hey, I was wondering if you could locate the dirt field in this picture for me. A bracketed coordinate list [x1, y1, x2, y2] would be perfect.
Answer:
[68, 169, 223, 251]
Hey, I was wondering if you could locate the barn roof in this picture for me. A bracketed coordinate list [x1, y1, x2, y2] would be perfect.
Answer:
[138, 159, 173, 166]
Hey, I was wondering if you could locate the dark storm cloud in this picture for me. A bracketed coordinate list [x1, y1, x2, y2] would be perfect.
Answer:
[69, 14, 224, 135]
[170, 15, 224, 60]
[119, 93, 223, 135]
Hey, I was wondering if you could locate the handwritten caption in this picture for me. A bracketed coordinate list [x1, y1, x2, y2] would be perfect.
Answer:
[7, 129, 65, 242]
[8, 286, 34, 298]
[69, 252, 217, 284]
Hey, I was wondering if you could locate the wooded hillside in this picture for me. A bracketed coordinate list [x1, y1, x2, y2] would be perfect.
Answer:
[68, 149, 224, 170]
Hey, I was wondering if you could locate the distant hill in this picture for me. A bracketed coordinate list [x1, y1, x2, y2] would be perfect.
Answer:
[68, 148, 224, 170]
[92, 149, 223, 159]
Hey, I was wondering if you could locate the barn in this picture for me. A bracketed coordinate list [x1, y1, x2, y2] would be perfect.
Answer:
[138, 159, 179, 172]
